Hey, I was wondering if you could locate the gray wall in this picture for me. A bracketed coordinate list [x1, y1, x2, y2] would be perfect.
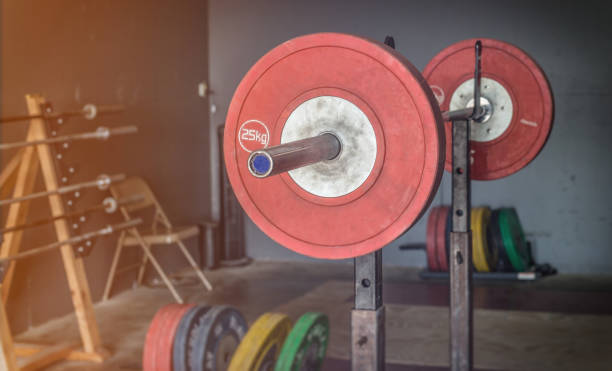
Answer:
[209, 0, 612, 274]
[2, 0, 210, 333]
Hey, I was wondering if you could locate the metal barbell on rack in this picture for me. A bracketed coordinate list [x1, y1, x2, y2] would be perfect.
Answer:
[0, 218, 142, 281]
[0, 103, 125, 124]
[0, 194, 144, 234]
[0, 125, 138, 151]
[0, 173, 125, 206]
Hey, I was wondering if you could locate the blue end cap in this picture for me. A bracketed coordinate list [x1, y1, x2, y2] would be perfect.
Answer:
[251, 154, 271, 175]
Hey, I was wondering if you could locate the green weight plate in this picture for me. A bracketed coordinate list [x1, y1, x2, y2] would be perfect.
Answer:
[488, 210, 514, 272]
[498, 208, 530, 272]
[275, 312, 329, 371]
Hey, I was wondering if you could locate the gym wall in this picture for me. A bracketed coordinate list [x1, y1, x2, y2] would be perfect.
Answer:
[1, 0, 210, 333]
[208, 0, 612, 274]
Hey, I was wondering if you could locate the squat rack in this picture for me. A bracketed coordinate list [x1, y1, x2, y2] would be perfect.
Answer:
[350, 39, 483, 371]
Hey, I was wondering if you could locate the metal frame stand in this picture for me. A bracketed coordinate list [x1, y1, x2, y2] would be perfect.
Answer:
[348, 39, 482, 371]
[351, 250, 384, 371]
[350, 118, 475, 371]
[450, 119, 473, 371]
[350, 35, 393, 371]
[448, 40, 482, 371]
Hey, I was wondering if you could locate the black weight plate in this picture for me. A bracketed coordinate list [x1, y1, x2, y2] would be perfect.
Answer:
[488, 210, 514, 272]
[191, 305, 249, 371]
[173, 305, 211, 371]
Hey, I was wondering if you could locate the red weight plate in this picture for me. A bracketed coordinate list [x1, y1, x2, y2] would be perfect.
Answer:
[423, 38, 553, 180]
[225, 33, 445, 259]
[143, 303, 195, 371]
[435, 206, 451, 271]
[426, 207, 441, 271]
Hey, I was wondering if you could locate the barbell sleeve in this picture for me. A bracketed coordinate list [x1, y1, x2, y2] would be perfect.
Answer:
[247, 132, 341, 178]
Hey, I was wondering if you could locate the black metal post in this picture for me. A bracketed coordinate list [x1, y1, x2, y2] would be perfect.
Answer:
[351, 250, 384, 370]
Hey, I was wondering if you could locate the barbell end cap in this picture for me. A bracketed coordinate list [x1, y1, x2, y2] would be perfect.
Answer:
[96, 126, 111, 140]
[103, 197, 118, 213]
[82, 104, 98, 120]
[248, 151, 274, 178]
[96, 174, 111, 190]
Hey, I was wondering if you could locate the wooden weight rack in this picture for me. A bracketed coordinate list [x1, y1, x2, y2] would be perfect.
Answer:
[0, 94, 130, 370]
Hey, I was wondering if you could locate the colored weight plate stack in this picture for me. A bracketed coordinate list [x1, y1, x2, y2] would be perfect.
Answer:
[228, 312, 293, 371]
[178, 305, 248, 371]
[426, 205, 531, 273]
[493, 208, 531, 272]
[173, 305, 211, 371]
[489, 209, 513, 272]
[275, 312, 330, 371]
[144, 303, 248, 371]
[144, 303, 195, 371]
[471, 207, 497, 273]
[425, 207, 440, 271]
[426, 205, 451, 271]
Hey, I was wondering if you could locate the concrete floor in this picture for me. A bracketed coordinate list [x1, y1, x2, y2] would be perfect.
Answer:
[12, 260, 612, 370]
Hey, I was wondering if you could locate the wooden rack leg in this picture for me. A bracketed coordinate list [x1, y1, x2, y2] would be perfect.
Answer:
[28, 95, 106, 356]
[0, 296, 18, 371]
[0, 116, 42, 301]
[0, 150, 24, 191]
[0, 154, 23, 202]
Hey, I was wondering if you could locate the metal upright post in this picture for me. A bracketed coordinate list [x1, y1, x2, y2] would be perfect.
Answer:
[450, 119, 473, 371]
[351, 250, 384, 371]
[449, 40, 481, 371]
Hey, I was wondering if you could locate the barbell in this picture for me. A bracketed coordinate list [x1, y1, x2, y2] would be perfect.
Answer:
[223, 33, 553, 259]
[0, 218, 142, 267]
[0, 103, 124, 124]
[0, 125, 138, 151]
[0, 194, 144, 234]
[0, 173, 125, 206]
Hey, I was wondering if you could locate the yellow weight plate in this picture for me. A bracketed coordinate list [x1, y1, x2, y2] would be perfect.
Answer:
[471, 207, 492, 272]
[228, 312, 292, 371]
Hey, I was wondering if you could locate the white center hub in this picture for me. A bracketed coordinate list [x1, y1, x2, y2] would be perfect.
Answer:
[450, 77, 513, 142]
[281, 96, 377, 198]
